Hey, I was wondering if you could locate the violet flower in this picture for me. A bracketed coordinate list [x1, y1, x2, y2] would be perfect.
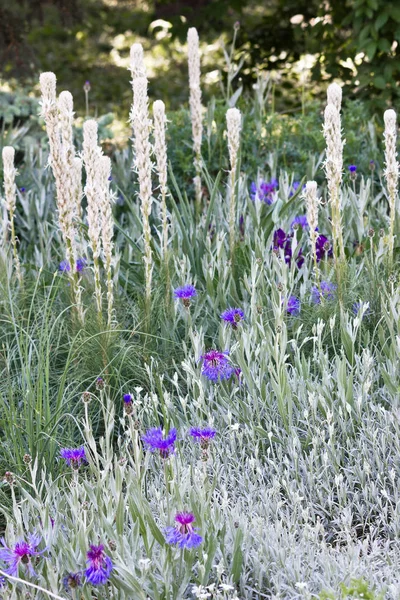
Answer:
[142, 427, 177, 459]
[165, 513, 203, 549]
[85, 544, 112, 586]
[0, 534, 44, 577]
[200, 350, 234, 382]
[220, 308, 244, 328]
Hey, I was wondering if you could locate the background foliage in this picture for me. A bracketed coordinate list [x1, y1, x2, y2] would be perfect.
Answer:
[1, 0, 400, 122]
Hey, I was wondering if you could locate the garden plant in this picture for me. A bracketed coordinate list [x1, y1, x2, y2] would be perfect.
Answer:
[0, 23, 399, 600]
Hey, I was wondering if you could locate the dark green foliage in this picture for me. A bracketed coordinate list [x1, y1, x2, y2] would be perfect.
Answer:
[1, 0, 400, 117]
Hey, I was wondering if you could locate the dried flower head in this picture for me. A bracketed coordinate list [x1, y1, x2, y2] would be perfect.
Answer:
[63, 572, 82, 590]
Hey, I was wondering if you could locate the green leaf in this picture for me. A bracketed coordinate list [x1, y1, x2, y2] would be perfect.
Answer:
[231, 526, 244, 583]
[365, 40, 377, 60]
[378, 38, 391, 52]
[392, 6, 400, 22]
[374, 75, 387, 89]
[375, 12, 389, 30]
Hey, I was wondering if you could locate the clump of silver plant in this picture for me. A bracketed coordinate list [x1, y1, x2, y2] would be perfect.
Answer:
[304, 180, 320, 287]
[226, 107, 242, 260]
[383, 109, 399, 270]
[39, 72, 84, 322]
[323, 83, 346, 293]
[83, 119, 103, 317]
[187, 27, 203, 212]
[98, 156, 115, 326]
[153, 99, 169, 261]
[131, 75, 153, 307]
[2, 146, 22, 283]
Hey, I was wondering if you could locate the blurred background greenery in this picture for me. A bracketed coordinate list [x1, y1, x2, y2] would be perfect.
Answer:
[0, 0, 399, 157]
[1, 1, 400, 112]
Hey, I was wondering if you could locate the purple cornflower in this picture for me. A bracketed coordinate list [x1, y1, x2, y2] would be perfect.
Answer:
[59, 258, 86, 273]
[142, 427, 177, 459]
[189, 427, 216, 449]
[315, 235, 333, 262]
[76, 257, 86, 272]
[220, 308, 244, 328]
[165, 513, 203, 549]
[60, 446, 86, 469]
[250, 178, 278, 204]
[20, 187, 26, 193]
[59, 259, 71, 273]
[63, 572, 82, 590]
[286, 295, 301, 316]
[272, 229, 304, 268]
[348, 164, 357, 180]
[289, 181, 305, 197]
[174, 285, 197, 307]
[85, 544, 112, 586]
[200, 350, 234, 382]
[0, 534, 44, 577]
[311, 281, 337, 304]
[273, 228, 287, 250]
[352, 302, 371, 318]
[234, 367, 242, 380]
[291, 215, 308, 229]
[123, 393, 134, 415]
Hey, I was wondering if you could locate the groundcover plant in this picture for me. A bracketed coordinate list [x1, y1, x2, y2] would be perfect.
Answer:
[0, 25, 400, 600]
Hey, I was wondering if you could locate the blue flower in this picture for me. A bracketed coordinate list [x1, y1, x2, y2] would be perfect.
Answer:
[189, 427, 217, 441]
[142, 427, 177, 459]
[63, 572, 82, 590]
[220, 308, 244, 328]
[189, 427, 216, 450]
[272, 229, 304, 268]
[60, 447, 87, 469]
[311, 281, 337, 304]
[291, 215, 308, 229]
[76, 258, 86, 272]
[59, 260, 71, 273]
[200, 350, 234, 382]
[286, 295, 301, 315]
[123, 393, 132, 404]
[174, 285, 197, 307]
[59, 258, 86, 273]
[174, 285, 197, 299]
[250, 178, 278, 204]
[352, 302, 371, 318]
[165, 513, 203, 549]
[0, 534, 44, 577]
[315, 235, 333, 261]
[85, 545, 112, 586]
[289, 181, 305, 197]
[348, 165, 357, 173]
